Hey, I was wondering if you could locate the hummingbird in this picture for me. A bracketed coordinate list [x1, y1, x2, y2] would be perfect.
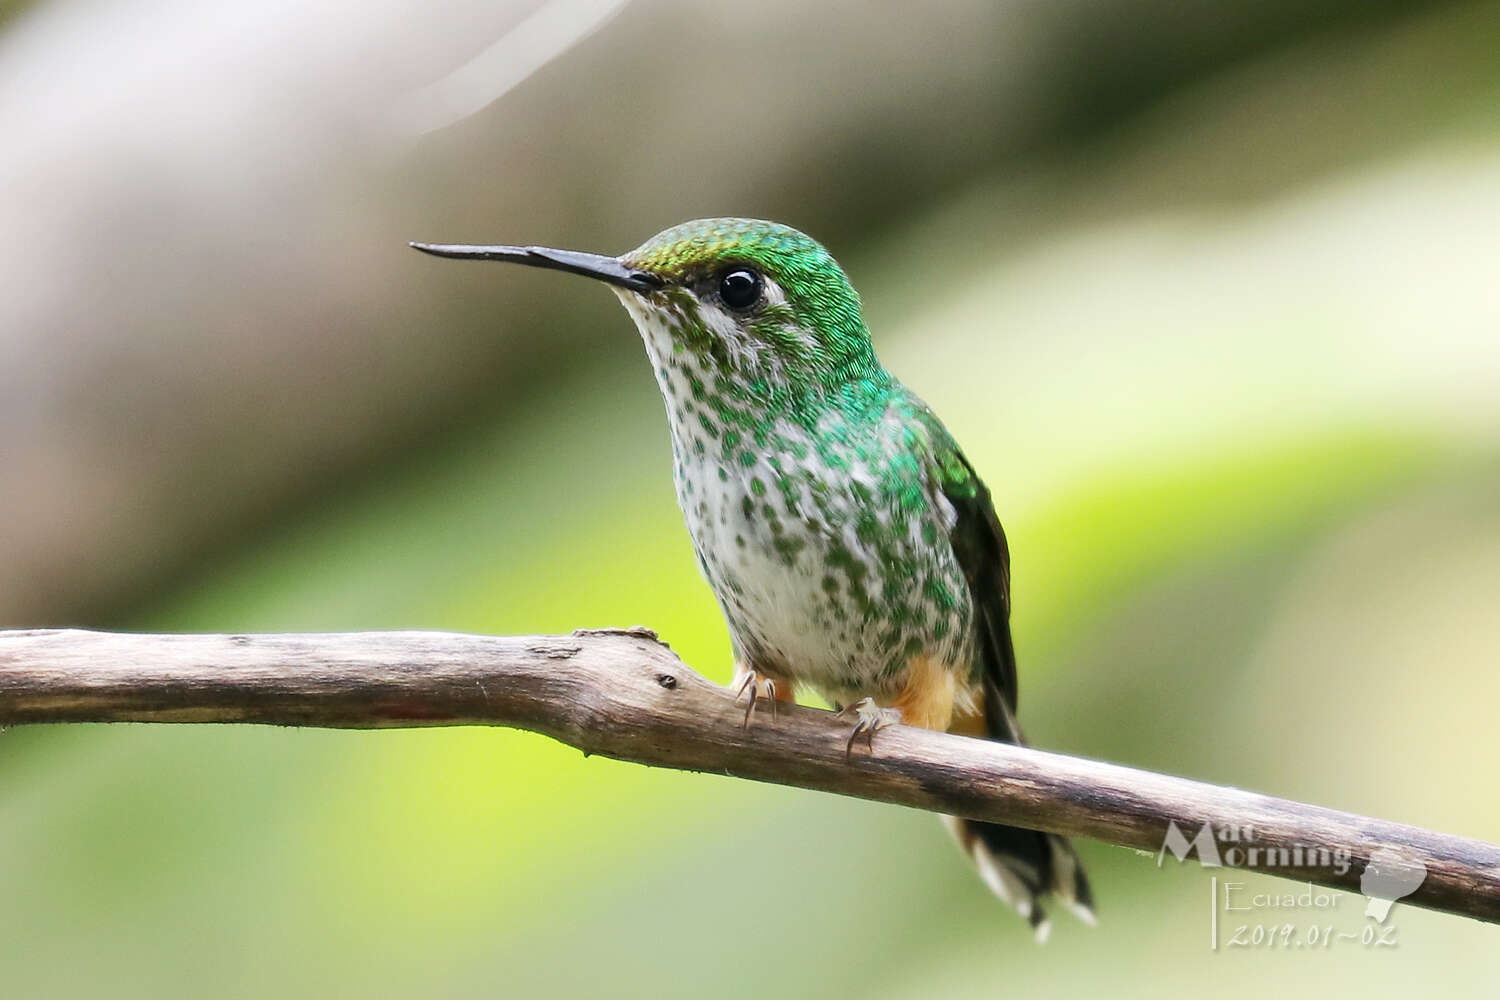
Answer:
[411, 219, 1094, 937]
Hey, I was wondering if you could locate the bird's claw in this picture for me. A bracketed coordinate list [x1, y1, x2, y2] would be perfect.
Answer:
[734, 671, 780, 728]
[838, 698, 902, 758]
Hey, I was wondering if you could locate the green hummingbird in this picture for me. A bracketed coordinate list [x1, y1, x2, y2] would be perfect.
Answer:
[411, 218, 1094, 937]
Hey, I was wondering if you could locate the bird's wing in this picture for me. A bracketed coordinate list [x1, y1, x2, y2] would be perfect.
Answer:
[916, 408, 1020, 734]
[916, 401, 1096, 928]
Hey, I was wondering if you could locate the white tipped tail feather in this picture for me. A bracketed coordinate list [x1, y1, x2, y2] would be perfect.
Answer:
[943, 814, 1096, 941]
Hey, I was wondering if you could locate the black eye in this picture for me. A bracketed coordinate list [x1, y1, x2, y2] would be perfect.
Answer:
[718, 268, 762, 311]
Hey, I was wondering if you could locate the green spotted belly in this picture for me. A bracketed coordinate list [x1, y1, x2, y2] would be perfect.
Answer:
[673, 419, 975, 700]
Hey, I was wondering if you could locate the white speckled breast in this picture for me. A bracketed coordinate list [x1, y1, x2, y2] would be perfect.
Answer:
[617, 291, 976, 704]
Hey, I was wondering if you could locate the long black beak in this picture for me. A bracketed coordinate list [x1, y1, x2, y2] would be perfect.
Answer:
[409, 242, 663, 293]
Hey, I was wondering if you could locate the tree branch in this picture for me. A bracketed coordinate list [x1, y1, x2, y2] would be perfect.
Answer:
[1, 627, 1496, 923]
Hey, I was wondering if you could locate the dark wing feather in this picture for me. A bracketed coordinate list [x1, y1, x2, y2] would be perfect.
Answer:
[923, 417, 1019, 728]
[919, 404, 1096, 932]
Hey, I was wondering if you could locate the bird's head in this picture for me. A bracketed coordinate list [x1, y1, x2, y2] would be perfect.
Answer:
[412, 218, 880, 399]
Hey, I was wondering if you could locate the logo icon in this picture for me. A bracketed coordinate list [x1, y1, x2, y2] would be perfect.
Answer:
[1360, 848, 1427, 922]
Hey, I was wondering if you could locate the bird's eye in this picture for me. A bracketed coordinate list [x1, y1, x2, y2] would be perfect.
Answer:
[718, 268, 762, 311]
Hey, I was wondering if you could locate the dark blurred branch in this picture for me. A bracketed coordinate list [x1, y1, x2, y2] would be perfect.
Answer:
[1, 627, 1496, 923]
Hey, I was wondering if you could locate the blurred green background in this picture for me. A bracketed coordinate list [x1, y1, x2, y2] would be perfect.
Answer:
[2, 0, 1498, 995]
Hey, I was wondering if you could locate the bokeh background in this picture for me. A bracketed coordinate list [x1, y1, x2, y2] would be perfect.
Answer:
[3, 0, 1498, 995]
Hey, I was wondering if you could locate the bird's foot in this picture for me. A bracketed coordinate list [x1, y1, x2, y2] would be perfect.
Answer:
[838, 698, 903, 757]
[733, 670, 784, 728]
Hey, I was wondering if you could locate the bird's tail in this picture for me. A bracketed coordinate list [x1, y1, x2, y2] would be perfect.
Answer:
[942, 815, 1095, 941]
[945, 704, 1095, 940]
